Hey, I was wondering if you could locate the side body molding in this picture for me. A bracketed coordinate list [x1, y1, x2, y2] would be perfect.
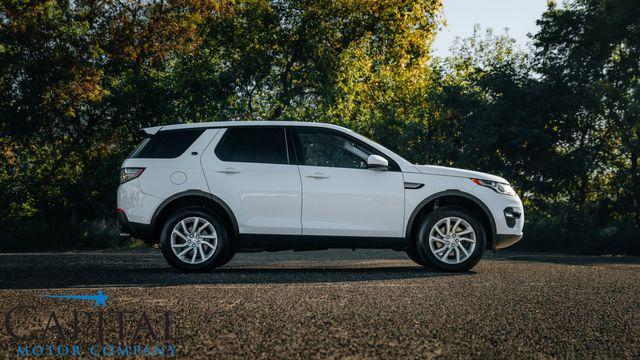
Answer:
[150, 189, 239, 237]
[404, 189, 497, 242]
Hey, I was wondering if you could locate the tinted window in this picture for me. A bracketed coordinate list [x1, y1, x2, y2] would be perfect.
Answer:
[294, 128, 374, 169]
[128, 138, 150, 158]
[132, 129, 204, 159]
[215, 127, 288, 164]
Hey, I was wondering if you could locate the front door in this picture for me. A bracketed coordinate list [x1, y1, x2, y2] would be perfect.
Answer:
[292, 127, 405, 238]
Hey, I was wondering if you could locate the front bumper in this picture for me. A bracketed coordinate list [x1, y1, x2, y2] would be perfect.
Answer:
[468, 185, 524, 250]
[494, 233, 523, 250]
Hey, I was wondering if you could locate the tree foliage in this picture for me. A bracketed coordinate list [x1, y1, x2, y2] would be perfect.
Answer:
[0, 0, 638, 252]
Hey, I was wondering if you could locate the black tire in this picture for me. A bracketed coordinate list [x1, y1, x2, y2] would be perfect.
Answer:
[159, 206, 230, 272]
[217, 250, 236, 267]
[405, 247, 426, 266]
[415, 206, 486, 272]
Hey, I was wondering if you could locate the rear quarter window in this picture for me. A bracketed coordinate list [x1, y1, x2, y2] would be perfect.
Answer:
[131, 129, 205, 159]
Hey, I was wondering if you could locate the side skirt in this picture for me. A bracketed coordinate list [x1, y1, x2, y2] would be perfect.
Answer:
[236, 234, 404, 252]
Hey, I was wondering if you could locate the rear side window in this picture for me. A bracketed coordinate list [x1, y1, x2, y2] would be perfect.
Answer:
[128, 138, 150, 158]
[215, 127, 288, 164]
[132, 129, 205, 159]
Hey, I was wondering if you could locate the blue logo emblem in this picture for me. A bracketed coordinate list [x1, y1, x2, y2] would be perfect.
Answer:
[45, 290, 109, 308]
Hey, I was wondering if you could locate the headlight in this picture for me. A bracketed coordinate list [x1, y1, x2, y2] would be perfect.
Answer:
[471, 178, 516, 196]
[120, 168, 145, 184]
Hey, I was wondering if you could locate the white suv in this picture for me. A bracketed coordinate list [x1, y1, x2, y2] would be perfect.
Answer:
[117, 121, 523, 272]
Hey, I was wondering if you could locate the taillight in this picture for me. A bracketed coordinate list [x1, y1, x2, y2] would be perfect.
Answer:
[120, 168, 145, 184]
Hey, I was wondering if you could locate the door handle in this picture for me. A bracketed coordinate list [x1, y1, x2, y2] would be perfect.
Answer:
[306, 172, 329, 179]
[217, 167, 241, 174]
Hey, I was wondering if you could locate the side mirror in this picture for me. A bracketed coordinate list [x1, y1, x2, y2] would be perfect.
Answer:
[367, 154, 388, 170]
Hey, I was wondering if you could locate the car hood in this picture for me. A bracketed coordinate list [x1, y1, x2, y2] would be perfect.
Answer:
[413, 165, 508, 184]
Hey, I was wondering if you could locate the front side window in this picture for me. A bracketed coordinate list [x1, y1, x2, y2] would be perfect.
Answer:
[215, 127, 288, 164]
[293, 127, 375, 169]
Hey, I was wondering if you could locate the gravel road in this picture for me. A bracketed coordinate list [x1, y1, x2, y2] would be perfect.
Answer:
[0, 249, 638, 359]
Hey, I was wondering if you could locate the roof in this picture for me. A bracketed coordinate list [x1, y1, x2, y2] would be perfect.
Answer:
[141, 121, 351, 136]
[140, 120, 415, 170]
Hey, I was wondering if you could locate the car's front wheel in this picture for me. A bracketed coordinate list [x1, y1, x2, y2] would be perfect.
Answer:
[216, 250, 236, 267]
[159, 206, 230, 272]
[415, 206, 486, 272]
[405, 247, 426, 266]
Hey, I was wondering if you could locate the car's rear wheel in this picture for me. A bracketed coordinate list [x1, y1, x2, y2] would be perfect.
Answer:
[415, 206, 486, 272]
[159, 206, 230, 272]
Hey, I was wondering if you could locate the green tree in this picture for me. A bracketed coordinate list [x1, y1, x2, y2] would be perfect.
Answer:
[533, 0, 640, 227]
[0, 0, 222, 225]
[0, 0, 444, 249]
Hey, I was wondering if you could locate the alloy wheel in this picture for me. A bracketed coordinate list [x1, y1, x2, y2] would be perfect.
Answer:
[428, 216, 476, 264]
[170, 216, 218, 264]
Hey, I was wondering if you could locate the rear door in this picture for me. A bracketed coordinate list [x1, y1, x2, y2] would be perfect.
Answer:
[201, 126, 302, 235]
[292, 126, 405, 238]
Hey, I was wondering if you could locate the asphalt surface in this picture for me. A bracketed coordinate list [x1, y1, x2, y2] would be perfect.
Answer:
[0, 249, 639, 359]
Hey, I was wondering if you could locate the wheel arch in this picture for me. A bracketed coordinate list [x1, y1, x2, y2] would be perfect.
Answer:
[405, 190, 496, 250]
[150, 190, 238, 243]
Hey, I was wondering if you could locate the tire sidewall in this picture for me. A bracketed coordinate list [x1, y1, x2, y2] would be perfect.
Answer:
[160, 207, 229, 272]
[406, 247, 426, 266]
[416, 207, 486, 272]
[216, 250, 236, 267]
